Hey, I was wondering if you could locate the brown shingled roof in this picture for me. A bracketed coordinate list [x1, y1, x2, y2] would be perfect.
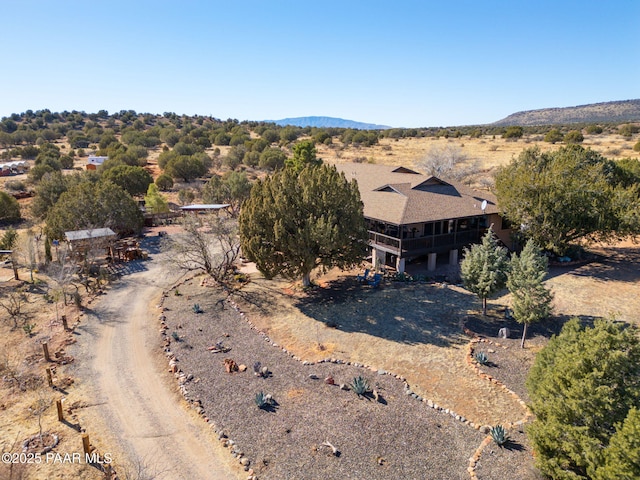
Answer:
[335, 163, 498, 225]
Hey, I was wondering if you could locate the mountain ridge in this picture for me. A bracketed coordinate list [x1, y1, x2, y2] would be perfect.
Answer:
[267, 116, 391, 130]
[491, 99, 640, 126]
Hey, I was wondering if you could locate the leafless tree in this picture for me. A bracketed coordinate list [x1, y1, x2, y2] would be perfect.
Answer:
[417, 144, 480, 183]
[0, 287, 30, 328]
[163, 214, 240, 282]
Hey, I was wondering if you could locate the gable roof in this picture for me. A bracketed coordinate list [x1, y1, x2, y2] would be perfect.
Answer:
[335, 163, 498, 225]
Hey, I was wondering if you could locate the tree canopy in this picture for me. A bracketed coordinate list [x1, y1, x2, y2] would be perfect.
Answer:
[239, 164, 368, 286]
[45, 181, 143, 239]
[202, 171, 251, 216]
[0, 191, 21, 224]
[144, 183, 169, 214]
[460, 227, 509, 315]
[526, 318, 640, 480]
[285, 140, 322, 173]
[101, 165, 153, 197]
[495, 145, 640, 255]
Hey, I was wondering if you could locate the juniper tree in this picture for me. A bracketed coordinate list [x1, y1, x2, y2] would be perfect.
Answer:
[507, 240, 553, 348]
[594, 407, 640, 480]
[460, 227, 509, 315]
[239, 163, 368, 287]
[526, 318, 640, 480]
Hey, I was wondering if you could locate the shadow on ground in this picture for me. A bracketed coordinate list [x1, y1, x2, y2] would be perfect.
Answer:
[294, 277, 475, 348]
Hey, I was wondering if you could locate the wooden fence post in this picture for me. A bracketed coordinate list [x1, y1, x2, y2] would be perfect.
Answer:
[56, 400, 64, 422]
[42, 342, 51, 362]
[46, 368, 53, 387]
[62, 315, 69, 331]
[82, 434, 91, 455]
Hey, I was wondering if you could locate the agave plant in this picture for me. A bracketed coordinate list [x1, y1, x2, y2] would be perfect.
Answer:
[474, 351, 488, 365]
[490, 425, 509, 446]
[192, 303, 203, 314]
[350, 375, 371, 397]
[255, 391, 273, 409]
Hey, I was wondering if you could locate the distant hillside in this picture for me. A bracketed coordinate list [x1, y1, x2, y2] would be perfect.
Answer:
[492, 99, 640, 126]
[268, 116, 391, 130]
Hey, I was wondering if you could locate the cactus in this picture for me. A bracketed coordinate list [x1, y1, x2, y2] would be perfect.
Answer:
[350, 375, 371, 397]
[171, 331, 180, 342]
[192, 303, 203, 314]
[474, 351, 488, 365]
[490, 425, 509, 446]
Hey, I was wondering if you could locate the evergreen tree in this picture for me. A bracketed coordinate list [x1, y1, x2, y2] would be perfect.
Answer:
[239, 164, 368, 286]
[507, 240, 553, 348]
[101, 164, 153, 197]
[45, 181, 143, 239]
[595, 407, 640, 480]
[0, 191, 21, 224]
[526, 318, 640, 480]
[285, 139, 322, 173]
[495, 145, 640, 255]
[144, 183, 169, 214]
[460, 227, 509, 315]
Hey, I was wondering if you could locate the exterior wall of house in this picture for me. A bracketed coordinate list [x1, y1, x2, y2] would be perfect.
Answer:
[366, 213, 513, 271]
[486, 213, 513, 249]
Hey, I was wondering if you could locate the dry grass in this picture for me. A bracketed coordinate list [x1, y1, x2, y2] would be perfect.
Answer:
[0, 271, 102, 480]
[316, 133, 638, 172]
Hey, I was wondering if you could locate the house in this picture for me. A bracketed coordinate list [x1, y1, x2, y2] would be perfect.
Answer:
[335, 164, 512, 273]
[86, 155, 108, 170]
[0, 161, 29, 176]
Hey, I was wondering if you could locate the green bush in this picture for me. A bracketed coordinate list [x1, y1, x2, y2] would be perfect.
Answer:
[564, 130, 584, 144]
[526, 318, 640, 479]
[0, 191, 21, 224]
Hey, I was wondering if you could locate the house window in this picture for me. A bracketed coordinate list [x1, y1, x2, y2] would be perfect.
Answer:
[434, 222, 442, 235]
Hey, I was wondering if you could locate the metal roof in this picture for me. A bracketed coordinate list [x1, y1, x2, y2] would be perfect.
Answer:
[180, 204, 231, 211]
[64, 228, 116, 242]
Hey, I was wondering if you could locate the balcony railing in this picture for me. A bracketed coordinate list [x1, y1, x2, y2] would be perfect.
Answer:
[368, 229, 481, 255]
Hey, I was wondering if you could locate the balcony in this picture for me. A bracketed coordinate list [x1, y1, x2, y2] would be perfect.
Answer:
[368, 229, 481, 256]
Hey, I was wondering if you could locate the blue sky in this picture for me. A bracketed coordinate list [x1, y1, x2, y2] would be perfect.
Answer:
[1, 1, 638, 127]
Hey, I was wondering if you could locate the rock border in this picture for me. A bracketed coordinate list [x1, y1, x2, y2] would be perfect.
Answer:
[463, 325, 534, 479]
[158, 276, 534, 480]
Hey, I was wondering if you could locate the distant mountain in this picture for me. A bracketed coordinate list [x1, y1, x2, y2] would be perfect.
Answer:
[492, 99, 640, 126]
[267, 116, 391, 130]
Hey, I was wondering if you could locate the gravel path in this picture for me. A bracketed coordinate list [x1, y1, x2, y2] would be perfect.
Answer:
[68, 238, 238, 479]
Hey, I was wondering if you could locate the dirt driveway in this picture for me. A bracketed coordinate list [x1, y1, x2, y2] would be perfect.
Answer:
[68, 236, 239, 479]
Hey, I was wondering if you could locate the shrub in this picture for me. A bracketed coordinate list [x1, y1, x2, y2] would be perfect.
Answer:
[544, 128, 563, 144]
[155, 173, 174, 191]
[0, 191, 21, 224]
[502, 126, 523, 139]
[564, 130, 584, 144]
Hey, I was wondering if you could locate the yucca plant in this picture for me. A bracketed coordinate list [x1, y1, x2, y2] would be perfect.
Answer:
[192, 303, 203, 314]
[474, 351, 488, 365]
[350, 375, 371, 397]
[490, 425, 508, 446]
